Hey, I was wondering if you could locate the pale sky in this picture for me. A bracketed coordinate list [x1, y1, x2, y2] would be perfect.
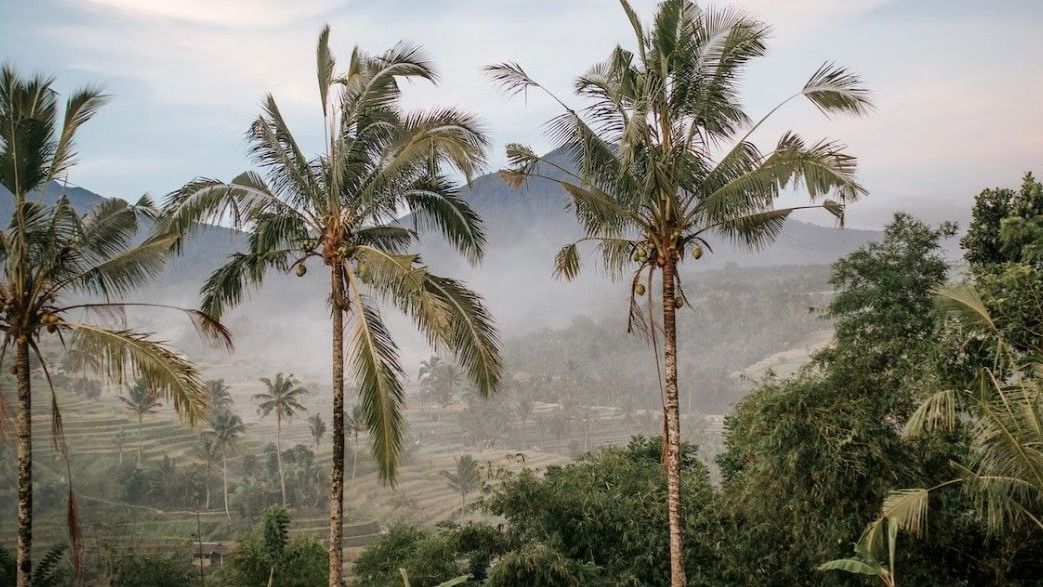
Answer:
[2, 0, 1041, 229]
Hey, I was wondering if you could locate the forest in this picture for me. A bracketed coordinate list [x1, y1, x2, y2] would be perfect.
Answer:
[1, 1, 1042, 586]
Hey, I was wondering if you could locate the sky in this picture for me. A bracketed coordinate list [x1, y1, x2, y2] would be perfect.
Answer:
[1, 0, 1041, 230]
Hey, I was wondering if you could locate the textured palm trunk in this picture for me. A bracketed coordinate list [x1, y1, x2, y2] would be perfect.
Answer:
[327, 267, 346, 587]
[222, 452, 230, 519]
[205, 463, 211, 510]
[661, 259, 686, 587]
[15, 339, 33, 587]
[276, 414, 286, 505]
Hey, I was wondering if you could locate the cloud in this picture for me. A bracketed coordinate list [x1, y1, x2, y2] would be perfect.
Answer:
[75, 0, 350, 28]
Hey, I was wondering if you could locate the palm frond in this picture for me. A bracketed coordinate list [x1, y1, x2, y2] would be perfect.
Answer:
[344, 271, 406, 483]
[69, 323, 209, 425]
[802, 62, 872, 117]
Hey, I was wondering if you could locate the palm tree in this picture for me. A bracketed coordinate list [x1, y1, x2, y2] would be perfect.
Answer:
[345, 403, 365, 481]
[115, 427, 129, 465]
[433, 363, 463, 407]
[417, 355, 443, 414]
[206, 379, 234, 415]
[516, 397, 533, 448]
[255, 372, 309, 505]
[441, 454, 481, 512]
[0, 65, 229, 586]
[308, 413, 327, 451]
[119, 379, 162, 465]
[190, 433, 221, 509]
[163, 26, 503, 585]
[488, 3, 870, 583]
[209, 409, 246, 519]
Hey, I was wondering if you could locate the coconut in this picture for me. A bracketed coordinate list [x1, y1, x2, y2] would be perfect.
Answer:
[295, 264, 308, 277]
[46, 325, 57, 334]
[692, 245, 703, 260]
[674, 296, 684, 308]
[42, 313, 58, 325]
[634, 283, 646, 296]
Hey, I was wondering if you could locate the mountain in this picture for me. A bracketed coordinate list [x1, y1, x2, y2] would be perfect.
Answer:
[1, 152, 882, 335]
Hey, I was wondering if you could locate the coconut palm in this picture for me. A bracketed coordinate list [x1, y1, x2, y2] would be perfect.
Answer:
[206, 379, 234, 415]
[441, 454, 481, 512]
[163, 26, 503, 584]
[119, 379, 162, 465]
[190, 433, 221, 509]
[209, 409, 246, 519]
[0, 65, 229, 586]
[488, 2, 870, 582]
[345, 403, 365, 481]
[308, 413, 327, 451]
[255, 372, 309, 505]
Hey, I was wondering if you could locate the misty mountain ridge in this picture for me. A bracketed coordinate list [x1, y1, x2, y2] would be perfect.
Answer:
[0, 153, 883, 353]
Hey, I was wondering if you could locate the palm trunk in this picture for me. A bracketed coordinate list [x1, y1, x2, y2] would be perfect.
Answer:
[276, 414, 286, 505]
[15, 339, 33, 587]
[327, 266, 346, 587]
[205, 463, 211, 510]
[222, 452, 230, 520]
[661, 259, 686, 587]
[137, 413, 143, 465]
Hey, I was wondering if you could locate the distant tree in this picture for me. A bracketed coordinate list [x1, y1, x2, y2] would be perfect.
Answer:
[206, 379, 234, 415]
[346, 404, 365, 481]
[255, 372, 309, 505]
[433, 363, 463, 407]
[308, 413, 327, 451]
[441, 455, 481, 512]
[489, 2, 870, 582]
[190, 433, 221, 509]
[119, 380, 162, 465]
[115, 427, 130, 465]
[216, 506, 328, 587]
[210, 410, 246, 519]
[515, 397, 533, 448]
[105, 550, 194, 587]
[417, 356, 443, 414]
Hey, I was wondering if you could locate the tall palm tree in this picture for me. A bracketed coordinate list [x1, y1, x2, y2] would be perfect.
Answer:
[0, 65, 229, 586]
[345, 403, 365, 481]
[190, 433, 220, 509]
[440, 454, 481, 512]
[308, 413, 327, 451]
[163, 26, 503, 584]
[206, 379, 234, 415]
[209, 409, 245, 519]
[255, 372, 309, 505]
[119, 379, 162, 465]
[488, 2, 870, 583]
